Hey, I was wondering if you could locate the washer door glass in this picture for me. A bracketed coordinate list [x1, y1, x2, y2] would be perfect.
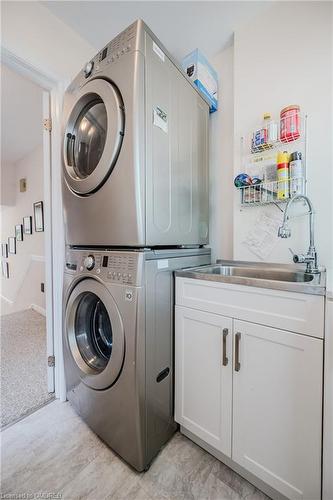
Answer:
[63, 79, 124, 196]
[66, 279, 125, 390]
[75, 292, 112, 373]
[70, 100, 107, 179]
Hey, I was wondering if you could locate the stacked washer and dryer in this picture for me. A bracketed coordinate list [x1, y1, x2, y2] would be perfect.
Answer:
[62, 20, 211, 471]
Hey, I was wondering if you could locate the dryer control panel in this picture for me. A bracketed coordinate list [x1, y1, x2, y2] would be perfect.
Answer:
[65, 248, 142, 286]
[82, 21, 138, 80]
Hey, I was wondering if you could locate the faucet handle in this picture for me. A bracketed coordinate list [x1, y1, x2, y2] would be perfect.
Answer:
[288, 248, 304, 263]
[288, 248, 308, 264]
[292, 254, 307, 264]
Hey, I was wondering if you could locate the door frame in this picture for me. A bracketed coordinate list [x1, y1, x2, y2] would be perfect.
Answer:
[2, 47, 67, 401]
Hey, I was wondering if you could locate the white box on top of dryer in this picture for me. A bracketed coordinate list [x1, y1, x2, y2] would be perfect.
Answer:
[182, 49, 218, 113]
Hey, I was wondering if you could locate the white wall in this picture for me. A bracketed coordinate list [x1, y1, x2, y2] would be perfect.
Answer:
[1, 161, 15, 207]
[1, 63, 46, 165]
[1, 2, 96, 82]
[232, 1, 333, 267]
[209, 44, 234, 262]
[1, 146, 45, 315]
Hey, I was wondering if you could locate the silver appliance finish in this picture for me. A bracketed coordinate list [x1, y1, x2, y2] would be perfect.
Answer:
[63, 247, 211, 471]
[62, 20, 209, 247]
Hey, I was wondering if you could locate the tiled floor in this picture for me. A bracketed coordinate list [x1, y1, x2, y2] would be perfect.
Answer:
[1, 401, 270, 499]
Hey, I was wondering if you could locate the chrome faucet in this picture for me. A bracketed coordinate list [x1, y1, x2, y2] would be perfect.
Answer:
[278, 194, 319, 273]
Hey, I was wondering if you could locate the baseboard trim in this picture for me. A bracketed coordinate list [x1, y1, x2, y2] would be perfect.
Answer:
[0, 294, 14, 305]
[31, 255, 45, 263]
[30, 304, 46, 316]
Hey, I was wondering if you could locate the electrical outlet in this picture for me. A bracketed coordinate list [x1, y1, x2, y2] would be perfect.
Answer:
[19, 178, 27, 192]
[41, 282, 45, 293]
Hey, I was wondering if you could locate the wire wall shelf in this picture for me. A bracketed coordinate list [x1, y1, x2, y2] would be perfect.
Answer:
[249, 111, 306, 153]
[238, 177, 306, 207]
[238, 113, 308, 209]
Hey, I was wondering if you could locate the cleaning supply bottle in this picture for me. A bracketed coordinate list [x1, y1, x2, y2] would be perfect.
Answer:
[289, 151, 304, 195]
[263, 113, 278, 145]
[277, 151, 290, 200]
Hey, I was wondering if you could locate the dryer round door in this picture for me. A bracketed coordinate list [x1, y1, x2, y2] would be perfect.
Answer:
[63, 79, 124, 195]
[65, 278, 125, 390]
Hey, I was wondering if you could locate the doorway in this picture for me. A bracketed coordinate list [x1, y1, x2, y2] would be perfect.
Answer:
[0, 63, 55, 428]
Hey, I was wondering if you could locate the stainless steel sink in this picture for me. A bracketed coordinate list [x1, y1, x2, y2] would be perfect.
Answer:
[198, 265, 314, 283]
[175, 260, 326, 295]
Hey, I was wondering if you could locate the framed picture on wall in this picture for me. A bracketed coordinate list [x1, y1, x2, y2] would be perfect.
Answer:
[1, 243, 8, 258]
[15, 224, 23, 241]
[8, 237, 16, 254]
[23, 216, 33, 235]
[33, 201, 44, 232]
[2, 261, 9, 279]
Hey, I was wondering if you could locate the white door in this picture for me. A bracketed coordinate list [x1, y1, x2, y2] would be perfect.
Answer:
[232, 319, 323, 500]
[175, 306, 232, 456]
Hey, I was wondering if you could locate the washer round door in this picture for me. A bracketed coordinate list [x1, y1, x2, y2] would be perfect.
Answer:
[63, 78, 124, 195]
[65, 278, 125, 390]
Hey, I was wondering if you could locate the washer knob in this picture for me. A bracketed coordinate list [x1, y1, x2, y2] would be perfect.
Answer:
[84, 61, 94, 78]
[84, 255, 95, 270]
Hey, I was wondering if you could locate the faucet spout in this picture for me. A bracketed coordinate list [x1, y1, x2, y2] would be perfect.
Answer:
[278, 195, 319, 274]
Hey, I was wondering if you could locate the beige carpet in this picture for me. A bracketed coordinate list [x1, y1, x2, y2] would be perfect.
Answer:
[0, 309, 54, 428]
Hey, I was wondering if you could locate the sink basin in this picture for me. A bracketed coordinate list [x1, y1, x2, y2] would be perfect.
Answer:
[198, 265, 314, 283]
[175, 260, 326, 295]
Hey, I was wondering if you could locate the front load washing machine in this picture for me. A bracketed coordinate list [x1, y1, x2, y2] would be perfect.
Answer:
[62, 19, 210, 248]
[63, 246, 211, 471]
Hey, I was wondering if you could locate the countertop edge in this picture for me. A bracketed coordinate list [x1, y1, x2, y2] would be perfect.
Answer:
[175, 270, 326, 297]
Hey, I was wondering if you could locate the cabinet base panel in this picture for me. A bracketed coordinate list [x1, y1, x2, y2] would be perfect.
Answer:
[180, 426, 289, 500]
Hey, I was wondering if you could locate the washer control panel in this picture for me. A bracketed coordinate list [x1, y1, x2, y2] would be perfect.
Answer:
[65, 249, 140, 286]
[103, 253, 137, 285]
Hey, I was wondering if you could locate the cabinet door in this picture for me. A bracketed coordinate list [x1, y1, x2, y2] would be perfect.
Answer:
[232, 320, 323, 500]
[175, 306, 232, 456]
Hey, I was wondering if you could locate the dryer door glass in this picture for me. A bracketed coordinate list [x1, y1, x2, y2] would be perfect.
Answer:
[70, 99, 107, 179]
[63, 79, 124, 196]
[74, 291, 112, 373]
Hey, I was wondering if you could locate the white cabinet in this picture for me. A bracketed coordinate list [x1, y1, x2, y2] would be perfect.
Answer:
[232, 320, 322, 500]
[176, 278, 324, 338]
[175, 306, 233, 456]
[323, 297, 333, 500]
[175, 278, 324, 500]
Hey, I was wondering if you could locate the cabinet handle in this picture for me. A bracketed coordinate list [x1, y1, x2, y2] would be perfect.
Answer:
[235, 332, 241, 372]
[222, 328, 228, 366]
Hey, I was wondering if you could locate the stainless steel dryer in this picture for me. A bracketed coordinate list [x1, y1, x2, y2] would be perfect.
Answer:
[62, 19, 209, 247]
[63, 246, 211, 471]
